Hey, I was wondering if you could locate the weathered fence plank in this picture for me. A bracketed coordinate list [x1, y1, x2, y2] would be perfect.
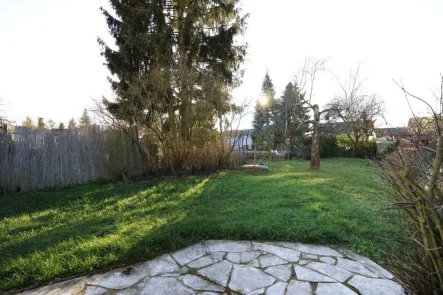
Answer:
[0, 126, 145, 194]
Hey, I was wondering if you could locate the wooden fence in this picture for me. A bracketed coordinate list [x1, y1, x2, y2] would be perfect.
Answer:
[0, 126, 146, 194]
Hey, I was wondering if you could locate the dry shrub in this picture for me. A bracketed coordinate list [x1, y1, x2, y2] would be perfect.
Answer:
[380, 77, 443, 294]
[379, 78, 443, 294]
[139, 127, 242, 176]
[381, 156, 443, 294]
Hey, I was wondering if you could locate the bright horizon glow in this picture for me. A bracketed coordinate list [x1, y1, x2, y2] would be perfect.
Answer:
[0, 0, 442, 130]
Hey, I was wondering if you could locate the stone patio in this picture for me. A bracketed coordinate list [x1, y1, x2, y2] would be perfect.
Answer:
[18, 240, 404, 295]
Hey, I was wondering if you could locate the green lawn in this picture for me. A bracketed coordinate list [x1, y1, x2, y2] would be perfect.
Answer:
[0, 158, 397, 292]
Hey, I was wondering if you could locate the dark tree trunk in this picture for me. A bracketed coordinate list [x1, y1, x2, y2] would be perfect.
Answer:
[311, 104, 320, 170]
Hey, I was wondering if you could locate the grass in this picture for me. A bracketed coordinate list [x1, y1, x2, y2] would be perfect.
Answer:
[0, 158, 397, 292]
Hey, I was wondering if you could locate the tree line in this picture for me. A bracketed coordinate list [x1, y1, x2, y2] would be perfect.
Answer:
[21, 109, 92, 130]
[252, 59, 384, 169]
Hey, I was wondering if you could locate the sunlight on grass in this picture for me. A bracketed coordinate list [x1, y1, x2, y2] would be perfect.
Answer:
[0, 158, 399, 292]
[300, 178, 332, 185]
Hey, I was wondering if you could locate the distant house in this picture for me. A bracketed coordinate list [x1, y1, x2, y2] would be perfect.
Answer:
[225, 129, 253, 151]
[374, 117, 440, 152]
[0, 117, 15, 135]
[374, 127, 408, 141]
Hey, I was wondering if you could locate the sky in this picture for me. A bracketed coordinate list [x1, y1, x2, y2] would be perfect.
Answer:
[0, 0, 442, 129]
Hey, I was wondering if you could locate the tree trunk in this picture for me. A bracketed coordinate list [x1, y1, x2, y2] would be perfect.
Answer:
[428, 134, 443, 199]
[354, 135, 359, 157]
[311, 104, 320, 170]
[177, 0, 190, 144]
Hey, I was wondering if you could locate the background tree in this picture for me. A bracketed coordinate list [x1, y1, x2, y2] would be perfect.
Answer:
[293, 57, 329, 169]
[58, 122, 65, 130]
[68, 118, 77, 129]
[79, 109, 91, 127]
[273, 81, 307, 154]
[252, 72, 276, 150]
[22, 116, 35, 129]
[98, 0, 248, 173]
[47, 119, 56, 129]
[326, 66, 384, 156]
[37, 117, 45, 129]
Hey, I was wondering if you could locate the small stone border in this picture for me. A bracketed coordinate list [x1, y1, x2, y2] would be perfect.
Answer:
[19, 240, 404, 295]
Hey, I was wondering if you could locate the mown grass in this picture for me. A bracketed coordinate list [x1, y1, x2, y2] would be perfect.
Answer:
[0, 158, 397, 291]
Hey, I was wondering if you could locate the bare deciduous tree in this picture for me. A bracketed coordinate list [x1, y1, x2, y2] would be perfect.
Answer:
[326, 65, 384, 156]
[293, 57, 331, 169]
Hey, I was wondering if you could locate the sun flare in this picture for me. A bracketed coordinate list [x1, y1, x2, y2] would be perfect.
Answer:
[258, 94, 268, 106]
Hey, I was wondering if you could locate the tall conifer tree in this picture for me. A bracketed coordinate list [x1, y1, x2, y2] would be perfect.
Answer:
[79, 109, 91, 127]
[98, 0, 247, 145]
[252, 71, 276, 149]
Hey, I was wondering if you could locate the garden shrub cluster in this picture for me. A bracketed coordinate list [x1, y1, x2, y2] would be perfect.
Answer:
[303, 136, 377, 159]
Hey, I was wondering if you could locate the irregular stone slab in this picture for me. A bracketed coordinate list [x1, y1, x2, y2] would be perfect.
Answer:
[247, 288, 265, 295]
[298, 259, 311, 266]
[247, 259, 260, 268]
[198, 260, 233, 286]
[226, 252, 241, 263]
[140, 277, 193, 295]
[336, 248, 394, 279]
[200, 293, 219, 295]
[259, 254, 287, 268]
[160, 273, 181, 277]
[319, 256, 335, 265]
[348, 275, 404, 295]
[178, 266, 190, 274]
[241, 251, 262, 264]
[306, 262, 352, 282]
[182, 274, 224, 292]
[187, 255, 214, 269]
[336, 258, 378, 278]
[144, 254, 179, 276]
[316, 283, 357, 295]
[111, 281, 146, 295]
[285, 243, 343, 257]
[210, 251, 225, 262]
[225, 251, 262, 264]
[266, 282, 287, 295]
[83, 286, 107, 295]
[22, 276, 89, 295]
[205, 240, 251, 252]
[265, 264, 292, 281]
[265, 241, 300, 249]
[294, 265, 335, 282]
[172, 243, 207, 266]
[91, 264, 149, 290]
[229, 267, 275, 293]
[252, 242, 301, 262]
[233, 263, 246, 270]
[286, 280, 312, 295]
[301, 253, 318, 260]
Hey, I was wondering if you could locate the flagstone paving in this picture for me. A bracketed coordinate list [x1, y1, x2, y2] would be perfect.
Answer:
[18, 240, 404, 295]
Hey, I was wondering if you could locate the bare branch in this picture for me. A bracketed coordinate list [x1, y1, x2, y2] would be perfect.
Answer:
[394, 79, 441, 136]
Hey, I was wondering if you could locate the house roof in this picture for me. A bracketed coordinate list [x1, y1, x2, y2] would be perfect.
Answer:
[374, 127, 408, 138]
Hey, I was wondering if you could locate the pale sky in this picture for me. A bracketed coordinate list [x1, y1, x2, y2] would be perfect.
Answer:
[0, 0, 442, 129]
